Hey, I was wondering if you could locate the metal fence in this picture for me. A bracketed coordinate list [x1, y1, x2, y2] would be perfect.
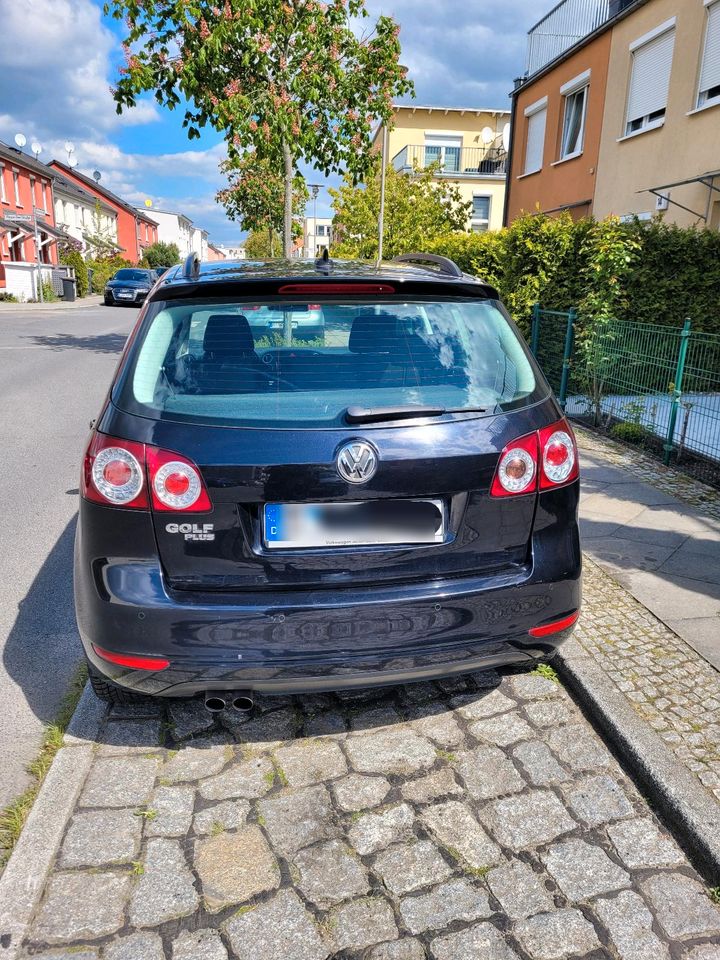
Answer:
[529, 306, 720, 487]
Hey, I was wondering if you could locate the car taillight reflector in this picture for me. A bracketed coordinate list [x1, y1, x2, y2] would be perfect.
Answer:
[146, 446, 213, 513]
[93, 644, 170, 670]
[539, 420, 579, 489]
[83, 433, 148, 509]
[277, 283, 396, 295]
[529, 610, 579, 637]
[490, 432, 538, 497]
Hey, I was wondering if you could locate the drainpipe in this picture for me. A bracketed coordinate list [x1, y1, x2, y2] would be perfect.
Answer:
[503, 76, 526, 228]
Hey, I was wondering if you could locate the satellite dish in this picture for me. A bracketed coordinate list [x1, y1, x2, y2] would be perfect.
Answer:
[502, 123, 511, 152]
[92, 170, 102, 182]
[481, 126, 495, 146]
[14, 133, 26, 148]
[64, 141, 75, 155]
[144, 199, 153, 208]
[31, 142, 42, 157]
[68, 156, 79, 168]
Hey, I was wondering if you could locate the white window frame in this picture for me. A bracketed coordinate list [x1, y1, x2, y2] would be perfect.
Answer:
[12, 169, 21, 206]
[559, 70, 590, 160]
[423, 133, 463, 173]
[698, 0, 720, 109]
[0, 164, 6, 204]
[523, 97, 548, 175]
[470, 194, 492, 232]
[624, 19, 676, 137]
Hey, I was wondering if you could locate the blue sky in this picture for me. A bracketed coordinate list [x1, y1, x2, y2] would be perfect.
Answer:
[0, 0, 549, 246]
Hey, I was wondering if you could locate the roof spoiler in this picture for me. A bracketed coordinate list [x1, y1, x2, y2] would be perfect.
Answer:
[392, 252, 463, 279]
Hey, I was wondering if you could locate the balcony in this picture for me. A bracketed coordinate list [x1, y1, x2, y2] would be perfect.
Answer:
[526, 0, 635, 78]
[392, 145, 508, 178]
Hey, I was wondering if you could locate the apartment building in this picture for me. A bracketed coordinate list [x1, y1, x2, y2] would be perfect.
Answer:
[303, 216, 332, 258]
[49, 161, 158, 262]
[54, 172, 118, 256]
[144, 208, 194, 258]
[0, 140, 67, 299]
[374, 104, 511, 232]
[505, 0, 720, 228]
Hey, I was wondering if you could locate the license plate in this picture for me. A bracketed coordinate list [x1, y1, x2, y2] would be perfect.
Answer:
[117, 290, 134, 299]
[263, 500, 446, 549]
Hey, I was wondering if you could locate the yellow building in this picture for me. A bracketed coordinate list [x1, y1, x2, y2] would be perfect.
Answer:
[373, 105, 511, 232]
[594, 0, 720, 227]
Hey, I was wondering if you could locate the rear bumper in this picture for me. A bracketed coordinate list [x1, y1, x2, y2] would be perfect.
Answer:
[76, 547, 581, 698]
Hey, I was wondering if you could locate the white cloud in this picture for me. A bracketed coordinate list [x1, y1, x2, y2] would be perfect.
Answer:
[0, 0, 158, 143]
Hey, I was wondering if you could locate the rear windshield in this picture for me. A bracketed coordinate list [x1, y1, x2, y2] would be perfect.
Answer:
[117, 297, 543, 428]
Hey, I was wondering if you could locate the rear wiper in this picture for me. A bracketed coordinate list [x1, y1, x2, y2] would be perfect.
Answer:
[345, 405, 446, 424]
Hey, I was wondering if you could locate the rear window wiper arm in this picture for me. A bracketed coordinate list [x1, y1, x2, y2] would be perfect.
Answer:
[344, 404, 486, 424]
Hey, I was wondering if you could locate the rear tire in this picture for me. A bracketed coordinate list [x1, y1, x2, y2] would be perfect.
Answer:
[87, 662, 153, 705]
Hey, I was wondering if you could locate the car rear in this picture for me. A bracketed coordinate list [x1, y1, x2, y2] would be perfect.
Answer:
[75, 259, 581, 701]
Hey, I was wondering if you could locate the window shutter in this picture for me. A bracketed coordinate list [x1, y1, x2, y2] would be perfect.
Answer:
[525, 108, 547, 174]
[626, 29, 675, 124]
[700, 2, 720, 98]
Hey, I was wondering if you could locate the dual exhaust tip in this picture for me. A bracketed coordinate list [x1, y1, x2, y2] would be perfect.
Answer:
[204, 693, 254, 714]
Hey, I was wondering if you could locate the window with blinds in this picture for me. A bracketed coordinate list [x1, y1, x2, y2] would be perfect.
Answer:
[699, 2, 720, 108]
[524, 105, 547, 174]
[471, 195, 491, 232]
[625, 26, 675, 135]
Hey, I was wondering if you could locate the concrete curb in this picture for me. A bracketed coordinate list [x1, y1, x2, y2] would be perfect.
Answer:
[0, 686, 104, 960]
[0, 296, 103, 311]
[557, 637, 720, 886]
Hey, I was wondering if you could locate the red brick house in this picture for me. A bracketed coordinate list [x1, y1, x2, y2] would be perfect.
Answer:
[48, 160, 158, 263]
[0, 140, 68, 300]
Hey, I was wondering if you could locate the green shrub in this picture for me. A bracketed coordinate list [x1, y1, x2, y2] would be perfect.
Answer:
[59, 248, 89, 297]
[87, 255, 132, 294]
[0, 292, 18, 303]
[40, 281, 58, 302]
[610, 422, 649, 445]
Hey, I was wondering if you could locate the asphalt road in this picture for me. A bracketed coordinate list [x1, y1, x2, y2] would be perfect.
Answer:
[0, 302, 138, 808]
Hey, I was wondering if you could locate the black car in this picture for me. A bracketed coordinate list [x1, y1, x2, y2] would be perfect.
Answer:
[76, 252, 581, 709]
[104, 268, 155, 306]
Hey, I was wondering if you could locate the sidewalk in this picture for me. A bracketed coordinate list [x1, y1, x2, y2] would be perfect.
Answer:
[0, 295, 103, 310]
[577, 427, 720, 670]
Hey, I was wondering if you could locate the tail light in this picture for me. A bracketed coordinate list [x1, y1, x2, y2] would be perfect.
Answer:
[82, 433, 148, 508]
[491, 432, 538, 497]
[529, 610, 579, 637]
[490, 418, 578, 497]
[539, 422, 579, 489]
[93, 644, 170, 671]
[82, 433, 212, 513]
[146, 445, 213, 512]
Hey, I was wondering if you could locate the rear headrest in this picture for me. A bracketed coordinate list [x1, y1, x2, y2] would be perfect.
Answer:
[349, 313, 403, 353]
[203, 314, 254, 357]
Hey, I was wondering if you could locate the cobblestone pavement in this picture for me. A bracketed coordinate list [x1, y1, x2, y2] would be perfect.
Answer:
[576, 558, 720, 802]
[16, 670, 720, 959]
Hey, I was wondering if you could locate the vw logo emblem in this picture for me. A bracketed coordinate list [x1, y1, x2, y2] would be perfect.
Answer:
[336, 440, 378, 484]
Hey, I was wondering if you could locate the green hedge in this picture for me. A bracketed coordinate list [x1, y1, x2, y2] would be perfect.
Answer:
[426, 214, 720, 337]
[87, 255, 132, 295]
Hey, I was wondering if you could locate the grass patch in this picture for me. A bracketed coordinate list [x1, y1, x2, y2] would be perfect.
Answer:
[533, 663, 560, 684]
[134, 807, 157, 821]
[436, 749, 458, 764]
[130, 860, 145, 877]
[710, 887, 720, 905]
[0, 662, 88, 868]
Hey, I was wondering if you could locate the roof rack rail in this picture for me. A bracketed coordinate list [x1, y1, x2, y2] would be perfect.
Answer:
[182, 252, 200, 280]
[392, 252, 463, 279]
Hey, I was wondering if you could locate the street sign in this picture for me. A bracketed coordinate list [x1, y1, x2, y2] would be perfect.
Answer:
[5, 213, 32, 222]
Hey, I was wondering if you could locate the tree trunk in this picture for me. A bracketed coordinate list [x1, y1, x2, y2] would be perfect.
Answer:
[282, 139, 293, 259]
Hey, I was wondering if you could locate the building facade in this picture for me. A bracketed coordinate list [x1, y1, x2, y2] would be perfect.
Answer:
[143, 208, 194, 258]
[54, 172, 118, 257]
[191, 226, 209, 261]
[374, 105, 511, 232]
[506, 0, 720, 228]
[302, 216, 332, 258]
[0, 141, 67, 300]
[49, 161, 158, 263]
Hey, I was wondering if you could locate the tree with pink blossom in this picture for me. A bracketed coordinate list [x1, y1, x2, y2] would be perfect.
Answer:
[105, 0, 413, 257]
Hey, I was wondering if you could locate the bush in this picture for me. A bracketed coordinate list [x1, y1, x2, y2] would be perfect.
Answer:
[59, 248, 88, 298]
[610, 422, 649, 445]
[141, 242, 180, 270]
[40, 281, 58, 302]
[87, 255, 132, 294]
[0, 292, 18, 302]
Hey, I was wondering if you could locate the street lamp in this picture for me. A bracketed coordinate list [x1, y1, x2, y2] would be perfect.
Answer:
[308, 183, 322, 258]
